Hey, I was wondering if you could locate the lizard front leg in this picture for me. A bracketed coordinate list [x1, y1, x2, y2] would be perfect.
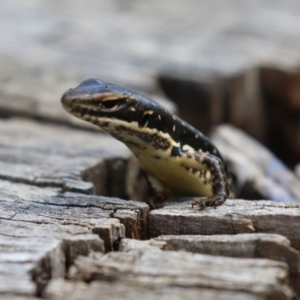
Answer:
[180, 151, 229, 209]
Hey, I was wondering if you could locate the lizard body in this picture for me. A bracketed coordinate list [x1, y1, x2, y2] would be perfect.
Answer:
[61, 79, 229, 208]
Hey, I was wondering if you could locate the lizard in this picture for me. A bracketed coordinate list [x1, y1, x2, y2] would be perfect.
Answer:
[61, 78, 229, 209]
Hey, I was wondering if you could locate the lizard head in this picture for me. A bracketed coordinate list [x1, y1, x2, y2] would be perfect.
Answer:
[61, 78, 135, 119]
[61, 79, 171, 143]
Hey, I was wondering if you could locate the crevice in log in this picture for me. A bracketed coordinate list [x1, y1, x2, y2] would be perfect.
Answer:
[81, 157, 150, 202]
[30, 251, 53, 297]
[28, 236, 105, 297]
[82, 159, 128, 199]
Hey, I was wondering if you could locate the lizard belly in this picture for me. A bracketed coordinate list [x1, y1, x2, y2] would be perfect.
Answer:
[134, 149, 214, 197]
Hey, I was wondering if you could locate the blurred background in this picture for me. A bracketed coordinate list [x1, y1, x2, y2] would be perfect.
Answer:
[1, 0, 300, 169]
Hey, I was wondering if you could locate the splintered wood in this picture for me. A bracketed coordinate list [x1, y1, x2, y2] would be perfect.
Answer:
[0, 119, 148, 297]
[45, 238, 294, 300]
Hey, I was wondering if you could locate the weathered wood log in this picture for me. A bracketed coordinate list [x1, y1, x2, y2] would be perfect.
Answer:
[148, 199, 300, 251]
[45, 278, 264, 300]
[0, 180, 148, 297]
[2, 0, 300, 88]
[260, 67, 300, 166]
[1, 297, 41, 300]
[211, 124, 300, 202]
[296, 164, 300, 178]
[0, 179, 148, 244]
[153, 234, 300, 275]
[121, 236, 300, 297]
[0, 117, 148, 201]
[51, 239, 293, 299]
[0, 116, 150, 298]
[2, 2, 300, 299]
[0, 234, 103, 297]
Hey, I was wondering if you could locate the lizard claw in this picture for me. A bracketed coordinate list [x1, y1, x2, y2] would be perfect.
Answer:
[192, 195, 226, 210]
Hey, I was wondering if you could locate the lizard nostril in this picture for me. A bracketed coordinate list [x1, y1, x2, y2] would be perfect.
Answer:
[61, 90, 82, 108]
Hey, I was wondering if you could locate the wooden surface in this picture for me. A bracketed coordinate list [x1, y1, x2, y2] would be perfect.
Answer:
[0, 180, 148, 296]
[2, 0, 300, 86]
[0, 118, 149, 298]
[149, 200, 300, 250]
[0, 118, 149, 200]
[2, 118, 300, 298]
[45, 280, 265, 300]
[154, 234, 300, 275]
[45, 238, 293, 300]
[1, 0, 300, 299]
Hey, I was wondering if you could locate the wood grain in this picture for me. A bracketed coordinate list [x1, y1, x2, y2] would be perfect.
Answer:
[149, 199, 300, 251]
[47, 238, 293, 299]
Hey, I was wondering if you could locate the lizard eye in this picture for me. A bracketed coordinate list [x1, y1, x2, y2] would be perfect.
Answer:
[101, 100, 121, 111]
